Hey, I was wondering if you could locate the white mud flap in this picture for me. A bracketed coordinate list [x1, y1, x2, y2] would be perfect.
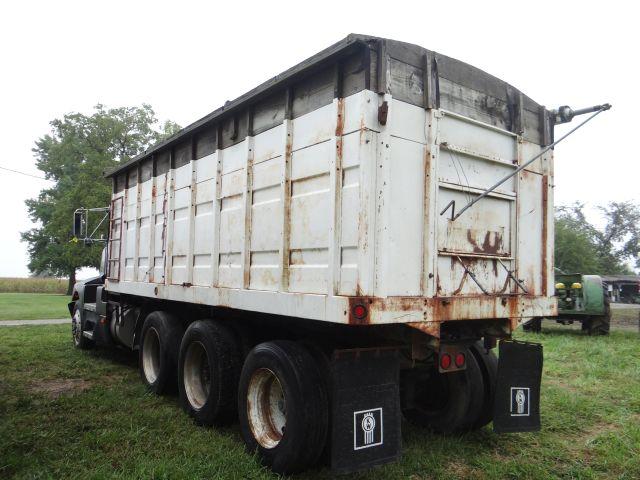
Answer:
[330, 349, 401, 474]
[493, 340, 543, 433]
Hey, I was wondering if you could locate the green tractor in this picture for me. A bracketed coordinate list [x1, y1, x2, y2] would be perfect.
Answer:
[523, 273, 611, 335]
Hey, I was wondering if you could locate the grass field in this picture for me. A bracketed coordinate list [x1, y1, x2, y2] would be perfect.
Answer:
[0, 325, 638, 479]
[0, 293, 70, 321]
[0, 277, 67, 294]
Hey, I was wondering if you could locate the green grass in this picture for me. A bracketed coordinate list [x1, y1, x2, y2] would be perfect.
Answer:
[0, 277, 67, 294]
[0, 325, 638, 479]
[0, 293, 70, 320]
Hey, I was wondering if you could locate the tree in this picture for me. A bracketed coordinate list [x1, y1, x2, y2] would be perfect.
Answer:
[597, 201, 640, 271]
[554, 202, 640, 275]
[22, 104, 180, 294]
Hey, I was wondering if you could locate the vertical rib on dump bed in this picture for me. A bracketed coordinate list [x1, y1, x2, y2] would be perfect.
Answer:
[104, 34, 556, 336]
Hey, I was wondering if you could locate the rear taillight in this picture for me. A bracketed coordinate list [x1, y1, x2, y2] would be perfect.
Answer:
[439, 353, 452, 370]
[72, 291, 79, 301]
[352, 304, 367, 320]
[438, 346, 469, 373]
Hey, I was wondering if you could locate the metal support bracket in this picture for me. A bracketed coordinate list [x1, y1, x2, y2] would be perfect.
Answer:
[442, 103, 611, 222]
[439, 199, 455, 220]
[497, 258, 528, 294]
[456, 256, 490, 295]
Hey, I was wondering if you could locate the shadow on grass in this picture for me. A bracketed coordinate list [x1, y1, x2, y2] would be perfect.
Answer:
[86, 345, 138, 368]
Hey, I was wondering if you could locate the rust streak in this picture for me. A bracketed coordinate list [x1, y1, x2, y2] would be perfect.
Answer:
[466, 230, 503, 255]
[407, 321, 440, 338]
[335, 98, 345, 137]
[541, 175, 549, 296]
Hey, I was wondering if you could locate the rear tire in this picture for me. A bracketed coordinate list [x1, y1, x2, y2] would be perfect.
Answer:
[402, 347, 484, 434]
[469, 341, 498, 429]
[238, 341, 328, 474]
[178, 320, 242, 426]
[522, 317, 542, 332]
[139, 311, 184, 394]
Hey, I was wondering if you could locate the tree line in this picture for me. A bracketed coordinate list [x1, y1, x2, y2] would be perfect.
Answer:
[21, 105, 180, 294]
[555, 203, 639, 275]
[21, 105, 640, 294]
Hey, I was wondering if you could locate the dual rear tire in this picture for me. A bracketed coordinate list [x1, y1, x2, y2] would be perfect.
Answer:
[237, 341, 328, 474]
[139, 311, 184, 394]
[402, 342, 498, 433]
[139, 313, 496, 471]
[178, 320, 242, 426]
[139, 314, 328, 474]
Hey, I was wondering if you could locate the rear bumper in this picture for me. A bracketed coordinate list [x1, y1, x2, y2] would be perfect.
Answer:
[359, 295, 557, 335]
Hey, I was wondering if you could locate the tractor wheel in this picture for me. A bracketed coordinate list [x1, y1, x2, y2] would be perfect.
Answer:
[587, 297, 611, 335]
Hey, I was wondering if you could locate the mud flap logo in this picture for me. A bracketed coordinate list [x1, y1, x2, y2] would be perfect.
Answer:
[353, 408, 383, 450]
[510, 387, 530, 416]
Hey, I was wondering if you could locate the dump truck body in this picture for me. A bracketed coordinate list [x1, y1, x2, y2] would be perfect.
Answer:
[104, 34, 556, 337]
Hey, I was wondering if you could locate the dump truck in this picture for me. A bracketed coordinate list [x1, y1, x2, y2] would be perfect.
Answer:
[523, 273, 611, 334]
[69, 34, 609, 474]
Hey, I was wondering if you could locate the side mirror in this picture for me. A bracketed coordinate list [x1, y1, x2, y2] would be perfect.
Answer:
[73, 210, 86, 238]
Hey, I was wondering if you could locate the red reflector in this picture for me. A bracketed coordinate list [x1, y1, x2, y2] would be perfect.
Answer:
[455, 352, 466, 368]
[352, 304, 367, 319]
[440, 353, 452, 370]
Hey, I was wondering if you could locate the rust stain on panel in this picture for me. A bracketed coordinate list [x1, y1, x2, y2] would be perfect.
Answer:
[347, 296, 416, 325]
[407, 321, 440, 338]
[335, 98, 345, 136]
[466, 230, 503, 255]
[352, 294, 551, 337]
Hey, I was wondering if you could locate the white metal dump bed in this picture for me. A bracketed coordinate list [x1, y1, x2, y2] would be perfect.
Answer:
[105, 35, 556, 334]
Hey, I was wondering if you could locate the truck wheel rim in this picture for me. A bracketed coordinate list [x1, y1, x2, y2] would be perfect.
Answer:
[247, 368, 286, 449]
[183, 341, 211, 409]
[72, 310, 81, 346]
[142, 327, 161, 384]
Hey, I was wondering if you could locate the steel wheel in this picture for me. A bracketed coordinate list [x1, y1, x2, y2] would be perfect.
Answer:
[142, 327, 161, 384]
[237, 341, 328, 474]
[183, 341, 212, 410]
[247, 368, 287, 449]
[178, 320, 242, 425]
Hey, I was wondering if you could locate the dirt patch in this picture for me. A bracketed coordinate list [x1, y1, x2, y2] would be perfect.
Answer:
[611, 304, 640, 329]
[445, 460, 483, 479]
[28, 378, 92, 399]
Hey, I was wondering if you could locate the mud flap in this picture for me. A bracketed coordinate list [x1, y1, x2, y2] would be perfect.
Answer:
[493, 340, 543, 433]
[330, 349, 401, 474]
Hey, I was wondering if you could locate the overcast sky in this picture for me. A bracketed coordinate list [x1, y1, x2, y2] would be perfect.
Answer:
[0, 0, 637, 278]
